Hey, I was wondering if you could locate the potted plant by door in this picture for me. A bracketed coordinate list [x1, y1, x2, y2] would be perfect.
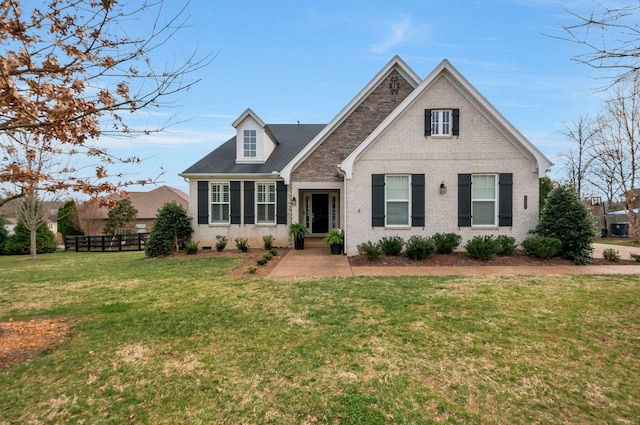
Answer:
[288, 222, 309, 250]
[323, 228, 344, 255]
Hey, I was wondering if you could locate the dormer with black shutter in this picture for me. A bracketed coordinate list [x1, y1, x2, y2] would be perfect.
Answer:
[232, 108, 277, 164]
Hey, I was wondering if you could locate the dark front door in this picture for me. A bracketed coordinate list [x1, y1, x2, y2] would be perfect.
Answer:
[312, 194, 329, 233]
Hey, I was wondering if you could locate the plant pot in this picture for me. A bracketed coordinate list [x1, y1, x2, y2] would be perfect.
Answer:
[330, 243, 342, 255]
[294, 236, 305, 250]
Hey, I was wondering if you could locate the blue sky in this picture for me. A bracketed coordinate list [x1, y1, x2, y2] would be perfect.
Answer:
[104, 0, 613, 195]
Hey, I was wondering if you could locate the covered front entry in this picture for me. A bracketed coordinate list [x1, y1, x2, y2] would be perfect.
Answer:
[301, 191, 340, 235]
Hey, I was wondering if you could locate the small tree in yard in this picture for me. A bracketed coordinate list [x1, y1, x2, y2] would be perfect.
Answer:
[57, 201, 84, 239]
[146, 202, 193, 258]
[103, 198, 138, 235]
[536, 184, 597, 265]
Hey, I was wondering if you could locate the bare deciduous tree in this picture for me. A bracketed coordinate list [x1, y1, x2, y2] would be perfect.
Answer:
[553, 2, 640, 86]
[558, 115, 600, 198]
[0, 0, 209, 208]
[594, 76, 640, 241]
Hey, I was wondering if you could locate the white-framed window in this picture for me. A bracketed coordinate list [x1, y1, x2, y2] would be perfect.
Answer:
[472, 174, 497, 226]
[385, 175, 410, 226]
[431, 110, 451, 136]
[243, 129, 256, 158]
[210, 182, 230, 224]
[256, 182, 276, 224]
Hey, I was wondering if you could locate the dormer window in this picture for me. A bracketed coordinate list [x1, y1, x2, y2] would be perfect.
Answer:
[244, 130, 257, 158]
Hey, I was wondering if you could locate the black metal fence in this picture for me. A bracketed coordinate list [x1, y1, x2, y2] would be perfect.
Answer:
[65, 233, 149, 252]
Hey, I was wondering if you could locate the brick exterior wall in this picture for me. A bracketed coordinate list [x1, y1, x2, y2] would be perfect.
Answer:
[292, 69, 415, 183]
[344, 75, 542, 255]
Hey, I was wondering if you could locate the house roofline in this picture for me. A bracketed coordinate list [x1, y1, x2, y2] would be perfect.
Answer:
[279, 55, 422, 184]
[179, 172, 283, 181]
[340, 59, 552, 179]
[232, 108, 266, 128]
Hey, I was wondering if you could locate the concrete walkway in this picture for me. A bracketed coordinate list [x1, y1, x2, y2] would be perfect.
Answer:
[268, 240, 640, 278]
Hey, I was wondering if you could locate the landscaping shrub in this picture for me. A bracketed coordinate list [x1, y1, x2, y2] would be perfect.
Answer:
[378, 235, 404, 256]
[602, 248, 620, 262]
[464, 235, 501, 260]
[495, 235, 517, 256]
[235, 238, 249, 252]
[522, 236, 562, 258]
[256, 257, 268, 265]
[146, 202, 193, 258]
[269, 248, 278, 257]
[405, 235, 436, 260]
[0, 215, 8, 254]
[184, 240, 199, 255]
[3, 219, 57, 255]
[358, 241, 382, 260]
[537, 184, 597, 264]
[262, 252, 273, 261]
[631, 253, 640, 262]
[215, 236, 228, 252]
[247, 266, 257, 274]
[433, 232, 462, 254]
[263, 235, 274, 250]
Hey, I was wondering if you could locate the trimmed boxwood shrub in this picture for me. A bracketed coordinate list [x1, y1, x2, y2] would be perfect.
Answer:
[433, 232, 462, 254]
[495, 235, 517, 256]
[359, 241, 382, 260]
[464, 235, 501, 260]
[405, 235, 436, 260]
[522, 236, 562, 258]
[378, 235, 404, 256]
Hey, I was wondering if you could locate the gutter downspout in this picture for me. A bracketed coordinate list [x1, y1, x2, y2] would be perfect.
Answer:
[336, 164, 347, 255]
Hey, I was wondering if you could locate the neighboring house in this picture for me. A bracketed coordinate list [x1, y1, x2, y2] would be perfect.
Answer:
[79, 185, 189, 235]
[181, 57, 551, 255]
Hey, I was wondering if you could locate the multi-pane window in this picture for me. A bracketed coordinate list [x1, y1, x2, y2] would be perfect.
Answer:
[431, 110, 451, 136]
[257, 182, 276, 224]
[243, 129, 256, 157]
[472, 175, 496, 226]
[210, 182, 230, 224]
[385, 175, 410, 226]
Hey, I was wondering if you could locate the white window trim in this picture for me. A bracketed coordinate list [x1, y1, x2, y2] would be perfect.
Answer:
[243, 129, 257, 158]
[431, 109, 452, 137]
[210, 182, 230, 225]
[471, 174, 498, 227]
[256, 182, 276, 225]
[385, 175, 411, 228]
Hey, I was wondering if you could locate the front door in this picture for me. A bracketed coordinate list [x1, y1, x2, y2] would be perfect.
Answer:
[311, 194, 329, 233]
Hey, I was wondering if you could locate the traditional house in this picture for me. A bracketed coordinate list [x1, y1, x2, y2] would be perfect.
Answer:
[181, 57, 551, 255]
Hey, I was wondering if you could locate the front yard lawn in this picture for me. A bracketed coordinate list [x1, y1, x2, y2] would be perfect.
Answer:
[1, 251, 639, 424]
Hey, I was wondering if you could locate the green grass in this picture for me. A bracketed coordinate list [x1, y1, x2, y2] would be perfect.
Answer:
[1, 251, 639, 424]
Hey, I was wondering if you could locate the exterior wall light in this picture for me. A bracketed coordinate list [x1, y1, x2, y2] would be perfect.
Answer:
[291, 196, 297, 206]
[439, 181, 447, 194]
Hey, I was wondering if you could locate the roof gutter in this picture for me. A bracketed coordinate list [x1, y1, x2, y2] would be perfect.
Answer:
[336, 164, 348, 256]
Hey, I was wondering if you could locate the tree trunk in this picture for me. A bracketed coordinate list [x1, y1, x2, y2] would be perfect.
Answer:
[30, 226, 37, 260]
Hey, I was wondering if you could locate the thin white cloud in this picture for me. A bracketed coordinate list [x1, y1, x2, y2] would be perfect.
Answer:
[371, 17, 412, 54]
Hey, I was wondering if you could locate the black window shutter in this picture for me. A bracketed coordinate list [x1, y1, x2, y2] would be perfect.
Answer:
[276, 181, 287, 224]
[197, 181, 208, 224]
[372, 174, 385, 227]
[411, 174, 425, 227]
[452, 109, 460, 136]
[499, 173, 513, 227]
[244, 181, 255, 224]
[458, 174, 472, 227]
[424, 109, 432, 137]
[230, 181, 241, 224]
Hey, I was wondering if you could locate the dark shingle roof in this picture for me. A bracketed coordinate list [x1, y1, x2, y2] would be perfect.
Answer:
[182, 124, 326, 175]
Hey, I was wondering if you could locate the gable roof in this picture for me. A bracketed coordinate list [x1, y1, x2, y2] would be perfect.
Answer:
[340, 59, 552, 178]
[181, 124, 326, 176]
[279, 55, 422, 184]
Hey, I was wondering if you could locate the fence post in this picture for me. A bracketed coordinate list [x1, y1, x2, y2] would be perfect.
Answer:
[75, 236, 79, 252]
[118, 234, 122, 251]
